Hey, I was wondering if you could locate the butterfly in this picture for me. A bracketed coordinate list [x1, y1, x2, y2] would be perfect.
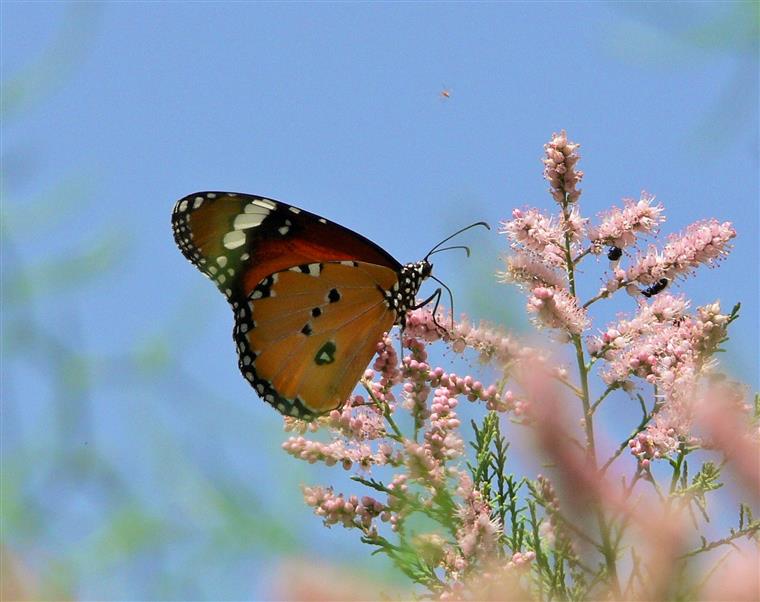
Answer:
[172, 191, 486, 419]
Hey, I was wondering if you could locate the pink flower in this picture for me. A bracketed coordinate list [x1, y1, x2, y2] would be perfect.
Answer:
[405, 309, 525, 368]
[424, 387, 464, 461]
[506, 551, 536, 569]
[282, 436, 349, 467]
[401, 336, 432, 425]
[589, 192, 665, 248]
[527, 286, 590, 336]
[601, 298, 732, 399]
[404, 441, 445, 486]
[447, 317, 524, 366]
[454, 472, 501, 562]
[607, 219, 735, 291]
[500, 207, 566, 267]
[498, 253, 566, 290]
[543, 130, 583, 203]
[561, 205, 587, 242]
[588, 293, 691, 359]
[326, 399, 385, 441]
[302, 485, 387, 532]
[431, 370, 510, 411]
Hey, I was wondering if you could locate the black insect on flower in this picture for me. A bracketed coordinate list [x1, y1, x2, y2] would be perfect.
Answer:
[641, 278, 669, 298]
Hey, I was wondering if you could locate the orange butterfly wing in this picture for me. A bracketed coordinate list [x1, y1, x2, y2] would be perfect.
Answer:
[237, 261, 397, 416]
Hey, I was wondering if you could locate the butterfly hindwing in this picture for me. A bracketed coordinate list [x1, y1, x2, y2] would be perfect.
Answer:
[234, 261, 398, 417]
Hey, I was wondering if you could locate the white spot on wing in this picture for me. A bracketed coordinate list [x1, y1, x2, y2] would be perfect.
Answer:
[223, 230, 246, 250]
[216, 256, 228, 267]
[244, 203, 270, 216]
[278, 226, 289, 235]
[288, 207, 301, 214]
[234, 213, 266, 229]
[193, 197, 204, 209]
[178, 199, 188, 212]
[253, 198, 276, 210]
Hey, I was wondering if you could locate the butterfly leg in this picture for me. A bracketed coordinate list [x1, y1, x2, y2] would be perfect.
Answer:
[411, 288, 450, 335]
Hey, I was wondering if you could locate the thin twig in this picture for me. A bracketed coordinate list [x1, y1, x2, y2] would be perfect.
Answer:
[677, 523, 760, 560]
[590, 383, 619, 415]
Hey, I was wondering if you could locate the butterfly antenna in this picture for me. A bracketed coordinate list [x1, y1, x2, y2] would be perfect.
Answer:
[430, 274, 456, 330]
[427, 244, 471, 258]
[424, 221, 490, 260]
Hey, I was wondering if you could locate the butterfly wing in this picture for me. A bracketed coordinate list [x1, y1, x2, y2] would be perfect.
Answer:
[172, 192, 403, 418]
[172, 192, 401, 303]
[236, 261, 397, 417]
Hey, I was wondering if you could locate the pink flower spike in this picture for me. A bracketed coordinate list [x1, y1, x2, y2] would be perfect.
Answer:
[619, 219, 736, 288]
[543, 130, 584, 203]
[589, 191, 665, 248]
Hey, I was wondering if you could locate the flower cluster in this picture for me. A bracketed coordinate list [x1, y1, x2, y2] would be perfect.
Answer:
[280, 131, 754, 602]
[302, 486, 388, 533]
[604, 219, 736, 293]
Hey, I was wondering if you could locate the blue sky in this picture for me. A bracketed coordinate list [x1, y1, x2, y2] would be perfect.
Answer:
[3, 2, 757, 599]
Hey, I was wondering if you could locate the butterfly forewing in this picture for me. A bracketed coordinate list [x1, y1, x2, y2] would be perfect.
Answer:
[172, 192, 401, 302]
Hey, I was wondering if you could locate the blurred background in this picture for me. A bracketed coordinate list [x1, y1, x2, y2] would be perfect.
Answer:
[2, 3, 757, 599]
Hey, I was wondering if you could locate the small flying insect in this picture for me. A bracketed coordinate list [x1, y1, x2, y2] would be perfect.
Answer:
[641, 278, 669, 298]
[439, 86, 452, 100]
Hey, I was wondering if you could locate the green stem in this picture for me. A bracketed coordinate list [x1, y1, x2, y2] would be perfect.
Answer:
[590, 383, 619, 415]
[560, 198, 621, 599]
[362, 380, 404, 442]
